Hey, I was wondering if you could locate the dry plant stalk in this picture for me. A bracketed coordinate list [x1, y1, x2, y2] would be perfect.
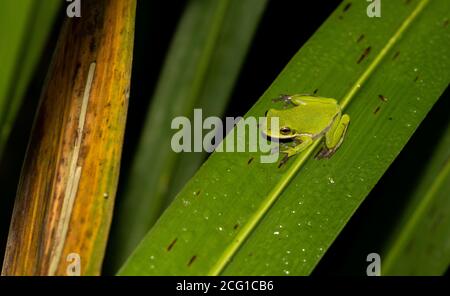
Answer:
[2, 0, 136, 275]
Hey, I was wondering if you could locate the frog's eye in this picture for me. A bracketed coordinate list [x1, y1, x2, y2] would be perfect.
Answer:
[280, 127, 291, 135]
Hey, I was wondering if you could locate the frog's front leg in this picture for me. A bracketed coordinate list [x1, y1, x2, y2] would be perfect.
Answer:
[279, 135, 313, 166]
[317, 113, 350, 159]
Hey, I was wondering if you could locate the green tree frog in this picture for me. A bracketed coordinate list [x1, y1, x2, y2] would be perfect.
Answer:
[262, 94, 350, 164]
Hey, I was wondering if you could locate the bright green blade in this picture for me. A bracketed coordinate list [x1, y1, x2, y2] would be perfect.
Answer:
[119, 0, 450, 275]
[111, 0, 268, 270]
[381, 99, 450, 275]
[0, 0, 61, 156]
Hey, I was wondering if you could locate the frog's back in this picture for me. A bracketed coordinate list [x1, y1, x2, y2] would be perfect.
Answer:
[286, 102, 340, 135]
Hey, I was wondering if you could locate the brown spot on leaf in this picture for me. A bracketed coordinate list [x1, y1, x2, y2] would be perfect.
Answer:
[444, 19, 449, 28]
[343, 2, 352, 12]
[357, 46, 372, 64]
[187, 255, 197, 267]
[313, 88, 319, 94]
[357, 34, 365, 43]
[85, 229, 93, 239]
[378, 95, 388, 102]
[373, 106, 381, 114]
[414, 76, 419, 82]
[233, 224, 239, 230]
[194, 190, 201, 196]
[167, 238, 177, 251]
[392, 51, 400, 60]
[247, 157, 254, 165]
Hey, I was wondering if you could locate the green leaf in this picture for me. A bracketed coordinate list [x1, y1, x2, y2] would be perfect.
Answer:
[0, 0, 61, 156]
[381, 100, 450, 275]
[119, 0, 450, 275]
[110, 0, 268, 269]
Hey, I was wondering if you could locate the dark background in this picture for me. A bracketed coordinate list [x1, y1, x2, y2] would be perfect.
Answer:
[0, 0, 448, 275]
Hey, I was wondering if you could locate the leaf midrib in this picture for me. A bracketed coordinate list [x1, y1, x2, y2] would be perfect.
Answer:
[209, 0, 431, 276]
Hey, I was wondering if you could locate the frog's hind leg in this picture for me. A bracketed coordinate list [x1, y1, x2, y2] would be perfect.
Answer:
[317, 114, 350, 159]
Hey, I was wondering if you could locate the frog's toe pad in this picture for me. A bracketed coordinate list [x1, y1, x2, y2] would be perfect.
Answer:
[278, 153, 290, 168]
[316, 147, 335, 159]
